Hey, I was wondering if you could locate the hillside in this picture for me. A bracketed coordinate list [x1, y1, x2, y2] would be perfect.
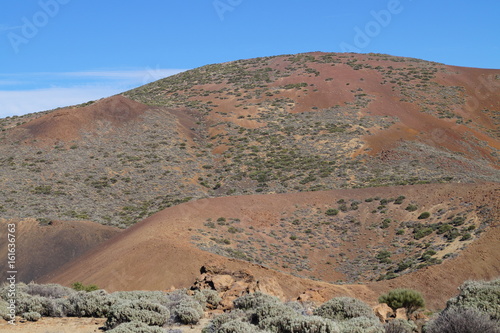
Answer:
[0, 52, 499, 227]
[0, 218, 120, 283]
[40, 183, 500, 310]
[1, 52, 499, 312]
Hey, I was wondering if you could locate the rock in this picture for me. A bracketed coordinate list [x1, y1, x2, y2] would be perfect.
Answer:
[374, 303, 394, 322]
[297, 289, 325, 304]
[211, 275, 234, 292]
[254, 277, 285, 300]
[395, 308, 408, 320]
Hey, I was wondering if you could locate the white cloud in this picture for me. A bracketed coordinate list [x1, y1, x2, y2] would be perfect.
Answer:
[0, 69, 186, 118]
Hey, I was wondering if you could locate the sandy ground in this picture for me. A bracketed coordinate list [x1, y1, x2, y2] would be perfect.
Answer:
[0, 317, 210, 333]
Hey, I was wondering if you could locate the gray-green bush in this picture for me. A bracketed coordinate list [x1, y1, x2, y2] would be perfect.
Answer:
[106, 299, 169, 329]
[26, 283, 75, 299]
[444, 279, 500, 320]
[384, 319, 418, 333]
[338, 316, 384, 333]
[259, 314, 341, 333]
[313, 297, 376, 321]
[172, 298, 204, 325]
[219, 320, 266, 333]
[193, 289, 222, 309]
[253, 302, 298, 324]
[15, 292, 50, 315]
[202, 309, 251, 333]
[21, 311, 42, 322]
[68, 290, 115, 317]
[233, 292, 281, 310]
[424, 307, 500, 333]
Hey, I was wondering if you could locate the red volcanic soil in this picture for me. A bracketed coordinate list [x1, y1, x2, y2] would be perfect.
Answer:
[0, 219, 120, 283]
[188, 53, 500, 167]
[40, 183, 500, 310]
[9, 95, 149, 145]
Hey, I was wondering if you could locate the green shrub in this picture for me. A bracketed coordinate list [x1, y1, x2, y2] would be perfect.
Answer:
[413, 228, 433, 240]
[313, 297, 376, 321]
[405, 205, 418, 212]
[326, 209, 339, 216]
[444, 279, 500, 320]
[378, 289, 425, 314]
[71, 282, 99, 292]
[22, 311, 41, 322]
[394, 196, 406, 205]
[107, 320, 164, 333]
[106, 300, 169, 329]
[417, 212, 431, 219]
[424, 307, 499, 333]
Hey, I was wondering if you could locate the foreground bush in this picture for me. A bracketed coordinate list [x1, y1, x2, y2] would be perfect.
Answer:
[424, 307, 500, 333]
[233, 291, 281, 310]
[106, 300, 169, 329]
[68, 290, 114, 317]
[313, 297, 376, 321]
[21, 311, 42, 322]
[202, 309, 251, 333]
[193, 289, 222, 309]
[338, 316, 384, 333]
[26, 283, 75, 298]
[172, 298, 204, 325]
[384, 319, 418, 333]
[445, 279, 500, 320]
[378, 289, 425, 315]
[259, 314, 341, 333]
[218, 320, 267, 333]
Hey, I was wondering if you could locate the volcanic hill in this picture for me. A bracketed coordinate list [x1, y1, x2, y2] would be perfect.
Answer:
[1, 52, 499, 309]
[1, 52, 499, 227]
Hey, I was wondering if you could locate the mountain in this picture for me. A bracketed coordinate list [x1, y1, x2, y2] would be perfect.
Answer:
[1, 52, 498, 227]
[1, 52, 499, 309]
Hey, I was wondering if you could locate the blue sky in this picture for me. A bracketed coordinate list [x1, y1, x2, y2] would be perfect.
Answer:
[1, 0, 499, 117]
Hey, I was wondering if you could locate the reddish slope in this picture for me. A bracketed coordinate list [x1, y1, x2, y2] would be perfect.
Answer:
[8, 95, 149, 145]
[41, 183, 499, 310]
[0, 219, 120, 283]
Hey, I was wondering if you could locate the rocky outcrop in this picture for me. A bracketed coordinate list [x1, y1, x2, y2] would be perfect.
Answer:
[190, 265, 285, 309]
